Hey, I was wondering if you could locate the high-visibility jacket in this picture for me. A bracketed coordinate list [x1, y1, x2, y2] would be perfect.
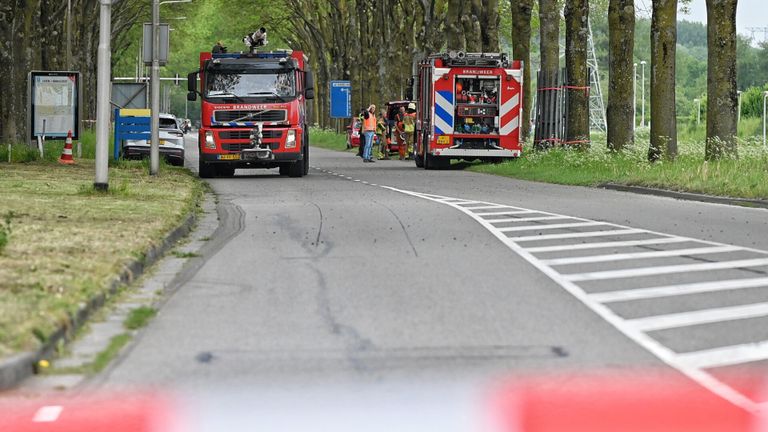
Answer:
[403, 112, 416, 132]
[363, 113, 376, 131]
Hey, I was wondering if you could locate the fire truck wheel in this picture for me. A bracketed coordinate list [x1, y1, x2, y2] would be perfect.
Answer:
[279, 164, 290, 176]
[288, 159, 305, 178]
[216, 166, 235, 177]
[199, 160, 216, 178]
[414, 152, 424, 168]
[426, 154, 450, 170]
[303, 143, 310, 175]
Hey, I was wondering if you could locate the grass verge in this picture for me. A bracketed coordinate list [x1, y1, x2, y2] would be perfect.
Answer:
[124, 306, 157, 330]
[309, 127, 354, 152]
[0, 159, 203, 358]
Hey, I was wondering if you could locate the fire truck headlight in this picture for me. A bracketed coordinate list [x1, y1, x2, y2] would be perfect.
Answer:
[205, 131, 216, 149]
[285, 130, 297, 148]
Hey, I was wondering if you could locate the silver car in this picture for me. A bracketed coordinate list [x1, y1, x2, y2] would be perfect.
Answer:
[122, 113, 186, 166]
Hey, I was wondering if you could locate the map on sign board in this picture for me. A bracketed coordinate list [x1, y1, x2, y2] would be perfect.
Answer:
[29, 72, 80, 139]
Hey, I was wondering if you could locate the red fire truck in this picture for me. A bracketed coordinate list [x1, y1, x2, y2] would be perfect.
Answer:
[187, 50, 314, 178]
[413, 52, 523, 169]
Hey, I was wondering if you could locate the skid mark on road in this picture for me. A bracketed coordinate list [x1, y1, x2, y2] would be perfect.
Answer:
[310, 165, 768, 412]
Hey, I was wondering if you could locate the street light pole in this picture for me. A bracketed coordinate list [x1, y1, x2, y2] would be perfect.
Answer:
[94, 0, 112, 191]
[633, 63, 637, 131]
[640, 60, 646, 128]
[150, 0, 160, 176]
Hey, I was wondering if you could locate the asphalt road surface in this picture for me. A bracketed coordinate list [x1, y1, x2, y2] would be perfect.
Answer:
[91, 136, 768, 415]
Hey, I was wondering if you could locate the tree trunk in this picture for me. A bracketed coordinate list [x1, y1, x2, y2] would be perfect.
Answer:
[539, 0, 560, 73]
[446, 0, 465, 51]
[648, 0, 677, 161]
[510, 0, 534, 140]
[481, 0, 500, 52]
[564, 0, 590, 146]
[461, 0, 483, 52]
[705, 0, 738, 160]
[607, 0, 635, 151]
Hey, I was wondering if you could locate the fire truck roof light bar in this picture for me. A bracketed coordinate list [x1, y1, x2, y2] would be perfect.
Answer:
[212, 50, 293, 59]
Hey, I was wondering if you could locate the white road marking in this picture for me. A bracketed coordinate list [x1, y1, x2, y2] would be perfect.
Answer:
[677, 340, 768, 369]
[542, 245, 744, 266]
[462, 205, 509, 210]
[319, 168, 768, 412]
[590, 277, 768, 303]
[33, 406, 63, 423]
[565, 258, 768, 282]
[497, 221, 606, 233]
[525, 237, 690, 253]
[508, 229, 643, 242]
[627, 302, 768, 332]
[486, 216, 571, 223]
[473, 210, 537, 217]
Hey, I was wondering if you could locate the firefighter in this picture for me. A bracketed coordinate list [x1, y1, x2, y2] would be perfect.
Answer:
[395, 106, 407, 160]
[362, 105, 377, 163]
[376, 108, 389, 160]
[403, 103, 417, 159]
[212, 41, 227, 54]
[356, 108, 366, 157]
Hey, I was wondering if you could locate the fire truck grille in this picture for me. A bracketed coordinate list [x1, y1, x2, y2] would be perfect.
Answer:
[218, 130, 284, 140]
[214, 110, 287, 123]
[223, 142, 279, 152]
[455, 138, 500, 150]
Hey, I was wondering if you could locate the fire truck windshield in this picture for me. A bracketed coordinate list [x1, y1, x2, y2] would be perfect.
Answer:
[206, 71, 295, 100]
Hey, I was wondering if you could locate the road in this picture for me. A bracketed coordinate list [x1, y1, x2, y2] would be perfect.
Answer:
[91, 136, 768, 414]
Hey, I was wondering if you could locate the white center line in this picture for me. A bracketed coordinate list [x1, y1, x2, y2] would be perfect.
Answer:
[542, 245, 744, 266]
[627, 302, 768, 332]
[565, 257, 768, 282]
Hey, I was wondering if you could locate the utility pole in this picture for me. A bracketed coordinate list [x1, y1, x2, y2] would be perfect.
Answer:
[633, 63, 637, 132]
[66, 0, 72, 69]
[94, 0, 112, 191]
[150, 0, 161, 176]
[640, 60, 646, 128]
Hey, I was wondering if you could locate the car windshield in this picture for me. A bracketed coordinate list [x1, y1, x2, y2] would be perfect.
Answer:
[159, 118, 178, 129]
[206, 72, 295, 99]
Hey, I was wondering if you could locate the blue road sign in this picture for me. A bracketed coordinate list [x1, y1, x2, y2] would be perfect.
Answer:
[330, 80, 352, 118]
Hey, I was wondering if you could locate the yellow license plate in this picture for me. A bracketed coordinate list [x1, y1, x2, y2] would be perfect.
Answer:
[437, 135, 450, 145]
[160, 140, 168, 145]
[218, 154, 240, 160]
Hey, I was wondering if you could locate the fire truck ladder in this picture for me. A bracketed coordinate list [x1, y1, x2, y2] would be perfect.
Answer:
[588, 19, 607, 132]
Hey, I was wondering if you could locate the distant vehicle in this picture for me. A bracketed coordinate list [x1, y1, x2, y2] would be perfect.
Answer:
[384, 100, 413, 154]
[187, 49, 314, 178]
[122, 113, 185, 166]
[345, 118, 378, 149]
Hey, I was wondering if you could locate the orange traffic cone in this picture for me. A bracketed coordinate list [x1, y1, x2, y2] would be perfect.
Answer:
[59, 130, 75, 165]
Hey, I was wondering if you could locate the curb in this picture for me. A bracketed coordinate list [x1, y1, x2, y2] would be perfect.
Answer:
[0, 198, 203, 391]
[599, 183, 768, 210]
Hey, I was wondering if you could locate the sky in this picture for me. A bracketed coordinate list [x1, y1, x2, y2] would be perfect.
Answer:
[638, 0, 768, 42]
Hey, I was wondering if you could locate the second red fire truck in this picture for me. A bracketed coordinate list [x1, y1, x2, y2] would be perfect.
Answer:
[413, 52, 524, 169]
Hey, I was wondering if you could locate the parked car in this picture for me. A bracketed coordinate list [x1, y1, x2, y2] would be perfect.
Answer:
[122, 113, 185, 166]
[345, 118, 378, 149]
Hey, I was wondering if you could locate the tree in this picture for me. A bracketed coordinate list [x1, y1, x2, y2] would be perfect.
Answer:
[564, 0, 590, 146]
[606, 0, 634, 151]
[648, 0, 678, 161]
[705, 0, 738, 160]
[539, 0, 561, 74]
[509, 0, 534, 140]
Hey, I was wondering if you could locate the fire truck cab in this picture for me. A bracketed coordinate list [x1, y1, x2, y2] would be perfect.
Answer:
[187, 50, 314, 178]
[414, 52, 523, 169]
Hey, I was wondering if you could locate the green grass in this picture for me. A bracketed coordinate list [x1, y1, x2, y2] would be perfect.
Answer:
[309, 127, 354, 152]
[90, 333, 132, 373]
[172, 250, 201, 258]
[0, 129, 113, 163]
[469, 130, 768, 200]
[0, 159, 204, 357]
[124, 306, 157, 330]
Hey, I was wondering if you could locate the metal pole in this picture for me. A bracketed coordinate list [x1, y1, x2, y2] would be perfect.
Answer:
[94, 0, 111, 191]
[763, 92, 767, 149]
[150, 0, 160, 175]
[66, 0, 72, 69]
[633, 63, 637, 131]
[640, 61, 646, 128]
